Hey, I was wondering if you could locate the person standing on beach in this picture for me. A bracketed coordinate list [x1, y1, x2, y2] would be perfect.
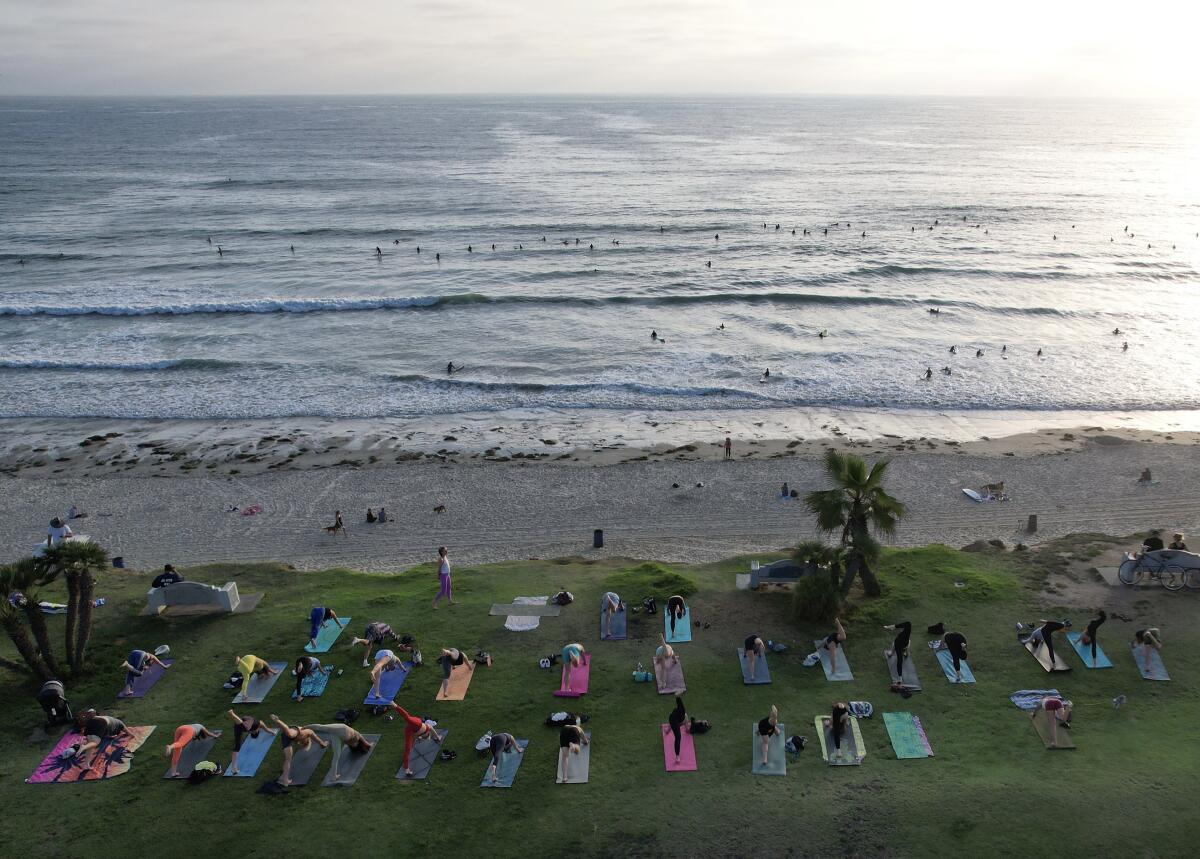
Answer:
[432, 546, 454, 609]
[724, 435, 732, 460]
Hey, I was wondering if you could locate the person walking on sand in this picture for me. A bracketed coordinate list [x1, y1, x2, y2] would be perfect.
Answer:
[724, 435, 732, 460]
[432, 546, 454, 608]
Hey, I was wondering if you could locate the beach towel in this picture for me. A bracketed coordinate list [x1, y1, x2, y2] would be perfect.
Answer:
[815, 640, 853, 681]
[662, 725, 697, 772]
[883, 650, 921, 690]
[1031, 709, 1075, 750]
[1066, 632, 1112, 669]
[751, 724, 787, 776]
[556, 731, 591, 784]
[738, 647, 771, 684]
[225, 730, 276, 777]
[396, 728, 449, 782]
[654, 658, 687, 695]
[27, 726, 156, 784]
[883, 712, 934, 759]
[814, 715, 865, 765]
[480, 739, 528, 787]
[1009, 689, 1060, 711]
[1131, 644, 1170, 681]
[233, 662, 288, 704]
[665, 607, 692, 643]
[118, 659, 174, 698]
[933, 647, 975, 683]
[305, 617, 351, 653]
[1019, 632, 1072, 673]
[505, 596, 551, 632]
[363, 662, 413, 706]
[555, 653, 590, 697]
[293, 666, 334, 699]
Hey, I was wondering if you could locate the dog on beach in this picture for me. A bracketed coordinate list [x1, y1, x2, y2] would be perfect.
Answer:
[433, 504, 447, 514]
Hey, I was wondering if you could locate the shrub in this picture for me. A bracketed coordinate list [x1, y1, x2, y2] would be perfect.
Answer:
[604, 562, 697, 600]
[790, 570, 843, 624]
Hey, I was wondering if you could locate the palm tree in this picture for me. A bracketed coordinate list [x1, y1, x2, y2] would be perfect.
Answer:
[792, 539, 842, 587]
[804, 450, 906, 597]
[9, 558, 64, 677]
[39, 541, 108, 672]
[0, 564, 53, 679]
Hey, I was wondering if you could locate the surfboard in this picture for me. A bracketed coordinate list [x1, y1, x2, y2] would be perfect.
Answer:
[962, 488, 983, 502]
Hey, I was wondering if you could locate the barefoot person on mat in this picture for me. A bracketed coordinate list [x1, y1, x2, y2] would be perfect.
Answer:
[821, 618, 848, 674]
[486, 732, 524, 785]
[120, 647, 170, 697]
[559, 722, 589, 782]
[437, 647, 474, 698]
[935, 630, 969, 681]
[1079, 610, 1107, 663]
[743, 634, 766, 681]
[270, 715, 327, 786]
[293, 655, 331, 702]
[307, 606, 346, 649]
[227, 709, 277, 775]
[757, 704, 781, 766]
[1030, 696, 1072, 748]
[825, 701, 851, 762]
[390, 704, 442, 777]
[883, 621, 912, 681]
[655, 634, 678, 670]
[666, 595, 687, 637]
[665, 696, 689, 765]
[1133, 627, 1163, 673]
[601, 591, 623, 638]
[165, 723, 222, 777]
[350, 621, 410, 667]
[306, 722, 373, 781]
[561, 643, 586, 692]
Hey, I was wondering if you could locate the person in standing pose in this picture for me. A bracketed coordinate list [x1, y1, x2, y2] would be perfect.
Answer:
[432, 546, 454, 608]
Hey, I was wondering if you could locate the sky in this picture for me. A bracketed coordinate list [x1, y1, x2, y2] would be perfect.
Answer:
[1, 0, 1197, 97]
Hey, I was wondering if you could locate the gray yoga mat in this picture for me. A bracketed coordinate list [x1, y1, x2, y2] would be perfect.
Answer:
[818, 718, 862, 765]
[233, 662, 288, 703]
[162, 735, 219, 779]
[322, 734, 382, 786]
[284, 740, 329, 786]
[655, 658, 687, 695]
[815, 641, 853, 681]
[751, 724, 786, 776]
[884, 649, 922, 690]
[396, 729, 449, 781]
[480, 739, 528, 788]
[556, 731, 591, 784]
[738, 648, 771, 684]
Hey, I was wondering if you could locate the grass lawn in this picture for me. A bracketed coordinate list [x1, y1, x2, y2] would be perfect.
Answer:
[1, 538, 1197, 858]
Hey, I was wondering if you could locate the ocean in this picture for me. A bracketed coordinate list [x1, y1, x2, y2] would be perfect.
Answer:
[1, 97, 1198, 425]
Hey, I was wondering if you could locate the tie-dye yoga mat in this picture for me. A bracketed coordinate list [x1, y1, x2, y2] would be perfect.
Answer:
[27, 726, 156, 783]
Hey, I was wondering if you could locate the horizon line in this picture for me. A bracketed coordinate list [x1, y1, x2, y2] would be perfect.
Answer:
[0, 91, 1188, 102]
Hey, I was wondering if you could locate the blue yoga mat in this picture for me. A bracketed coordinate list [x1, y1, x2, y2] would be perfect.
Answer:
[293, 666, 334, 699]
[363, 662, 412, 705]
[1066, 632, 1112, 669]
[225, 730, 277, 777]
[480, 739, 528, 788]
[306, 617, 351, 653]
[600, 606, 627, 641]
[665, 607, 692, 643]
[935, 648, 975, 683]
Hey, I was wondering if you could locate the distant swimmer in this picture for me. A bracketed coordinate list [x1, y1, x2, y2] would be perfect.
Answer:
[1001, 345, 1007, 353]
[911, 226, 915, 232]
[492, 244, 496, 250]
[417, 246, 421, 253]
[923, 368, 933, 380]
[436, 253, 440, 262]
[217, 246, 223, 256]
[861, 231, 866, 238]
[934, 219, 939, 226]
[1124, 226, 1128, 232]
[927, 308, 940, 315]
[949, 345, 957, 354]
[206, 237, 212, 244]
[1122, 341, 1129, 351]
[823, 228, 828, 236]
[393, 239, 400, 245]
[575, 238, 579, 245]
[589, 244, 593, 250]
[447, 362, 463, 374]
[1037, 348, 1043, 357]
[803, 229, 809, 235]
[1053, 235, 1057, 240]
[651, 331, 658, 341]
[660, 227, 664, 233]
[818, 330, 827, 339]
[791, 229, 795, 235]
[1113, 328, 1121, 335]
[468, 245, 472, 252]
[542, 236, 546, 242]
[17, 258, 25, 265]
[706, 261, 712, 268]
[714, 234, 719, 240]
[941, 367, 952, 375]
[376, 247, 382, 256]
[975, 349, 983, 358]
[290, 245, 294, 252]
[717, 324, 725, 330]
[762, 369, 770, 379]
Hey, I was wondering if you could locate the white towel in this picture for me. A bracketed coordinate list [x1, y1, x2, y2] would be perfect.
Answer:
[504, 596, 550, 632]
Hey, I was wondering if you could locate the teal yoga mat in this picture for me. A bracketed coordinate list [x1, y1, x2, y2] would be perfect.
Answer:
[480, 739, 528, 788]
[305, 617, 351, 653]
[738, 647, 771, 684]
[1066, 632, 1112, 669]
[935, 648, 975, 683]
[751, 724, 786, 775]
[883, 712, 934, 759]
[665, 607, 692, 643]
[225, 730, 276, 777]
[293, 666, 334, 699]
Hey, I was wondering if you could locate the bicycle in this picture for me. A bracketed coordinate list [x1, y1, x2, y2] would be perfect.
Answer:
[1118, 552, 1185, 591]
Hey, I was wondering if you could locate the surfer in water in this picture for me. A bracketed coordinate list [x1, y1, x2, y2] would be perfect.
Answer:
[948, 345, 957, 354]
[923, 368, 933, 380]
[941, 367, 952, 375]
[818, 330, 827, 339]
[447, 362, 462, 375]
[651, 331, 658, 341]
[762, 369, 770, 380]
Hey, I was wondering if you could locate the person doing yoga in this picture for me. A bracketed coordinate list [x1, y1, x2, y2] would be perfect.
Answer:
[226, 708, 277, 775]
[164, 723, 222, 777]
[269, 714, 327, 786]
[757, 704, 781, 766]
[390, 703, 442, 777]
[665, 696, 689, 764]
[1030, 696, 1072, 748]
[561, 642, 586, 692]
[601, 591, 623, 638]
[822, 618, 848, 674]
[120, 648, 170, 697]
[559, 722, 589, 782]
[884, 621, 912, 681]
[486, 732, 524, 785]
[655, 634, 677, 669]
[437, 647, 474, 698]
[369, 649, 405, 699]
[1080, 610, 1107, 662]
[293, 655, 331, 702]
[937, 631, 969, 681]
[351, 621, 408, 667]
[234, 654, 278, 689]
[666, 595, 687, 637]
[825, 701, 851, 762]
[72, 712, 128, 767]
[1133, 628, 1163, 674]
[744, 634, 766, 681]
[306, 723, 373, 780]
[307, 606, 345, 649]
[1027, 619, 1070, 666]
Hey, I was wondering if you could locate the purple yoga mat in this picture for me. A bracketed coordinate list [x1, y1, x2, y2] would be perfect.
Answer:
[118, 659, 175, 698]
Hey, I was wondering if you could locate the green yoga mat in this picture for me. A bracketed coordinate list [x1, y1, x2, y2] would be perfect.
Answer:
[305, 617, 351, 653]
[751, 724, 786, 776]
[883, 712, 934, 759]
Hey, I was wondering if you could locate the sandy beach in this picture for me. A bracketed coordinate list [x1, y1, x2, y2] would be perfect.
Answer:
[3, 416, 1198, 571]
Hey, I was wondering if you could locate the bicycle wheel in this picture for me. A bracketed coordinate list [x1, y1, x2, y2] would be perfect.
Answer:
[1117, 559, 1143, 586]
[1184, 568, 1200, 591]
[1162, 565, 1186, 592]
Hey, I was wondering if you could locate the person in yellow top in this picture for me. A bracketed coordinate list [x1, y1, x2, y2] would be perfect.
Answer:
[235, 654, 279, 695]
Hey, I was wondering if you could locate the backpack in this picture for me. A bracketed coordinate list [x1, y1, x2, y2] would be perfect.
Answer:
[642, 597, 657, 615]
[689, 718, 712, 734]
[222, 672, 244, 690]
[784, 735, 807, 757]
[554, 590, 574, 606]
[411, 649, 423, 667]
[335, 707, 360, 725]
[848, 701, 873, 719]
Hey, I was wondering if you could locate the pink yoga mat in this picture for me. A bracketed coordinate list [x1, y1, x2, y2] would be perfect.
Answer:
[555, 654, 590, 698]
[661, 723, 697, 772]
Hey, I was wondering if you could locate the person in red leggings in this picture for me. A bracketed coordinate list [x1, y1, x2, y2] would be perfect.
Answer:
[389, 703, 442, 777]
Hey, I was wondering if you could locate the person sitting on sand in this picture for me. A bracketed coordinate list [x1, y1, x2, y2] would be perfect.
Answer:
[366, 508, 377, 523]
[377, 507, 388, 523]
[981, 481, 1005, 500]
[46, 517, 73, 548]
[1138, 468, 1154, 485]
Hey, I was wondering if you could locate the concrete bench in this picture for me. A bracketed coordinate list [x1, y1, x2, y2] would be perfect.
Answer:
[749, 558, 817, 589]
[145, 580, 241, 615]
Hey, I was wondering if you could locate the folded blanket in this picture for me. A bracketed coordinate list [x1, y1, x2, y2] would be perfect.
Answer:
[1009, 689, 1060, 711]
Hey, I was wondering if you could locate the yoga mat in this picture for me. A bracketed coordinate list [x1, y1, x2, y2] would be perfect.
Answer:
[662, 724, 697, 772]
[883, 712, 934, 759]
[1066, 632, 1112, 669]
[163, 735, 219, 779]
[480, 739, 529, 788]
[751, 723, 786, 776]
[233, 662, 288, 704]
[883, 650, 922, 690]
[738, 647, 771, 684]
[27, 726, 156, 784]
[118, 659, 174, 698]
[555, 653, 590, 697]
[491, 602, 560, 617]
[1018, 633, 1072, 673]
[284, 741, 328, 787]
[363, 662, 413, 706]
[654, 658, 687, 695]
[305, 617, 351, 653]
[556, 731, 591, 784]
[436, 663, 474, 701]
[225, 730, 276, 777]
[600, 606, 627, 641]
[1131, 644, 1170, 681]
[322, 734, 382, 786]
[664, 607, 692, 643]
[815, 641, 853, 681]
[292, 666, 334, 699]
[935, 648, 975, 684]
[814, 715, 865, 765]
[1031, 709, 1075, 750]
[396, 728, 448, 782]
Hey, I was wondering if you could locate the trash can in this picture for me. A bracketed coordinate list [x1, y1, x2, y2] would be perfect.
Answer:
[593, 529, 604, 549]
[112, 556, 125, 569]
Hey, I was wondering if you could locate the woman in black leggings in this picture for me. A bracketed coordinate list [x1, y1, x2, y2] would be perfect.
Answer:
[437, 647, 474, 698]
[941, 631, 968, 681]
[884, 621, 912, 680]
[665, 696, 688, 764]
[1080, 610, 1106, 661]
[1029, 619, 1069, 665]
[827, 701, 851, 762]
[667, 595, 686, 637]
[486, 732, 523, 785]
